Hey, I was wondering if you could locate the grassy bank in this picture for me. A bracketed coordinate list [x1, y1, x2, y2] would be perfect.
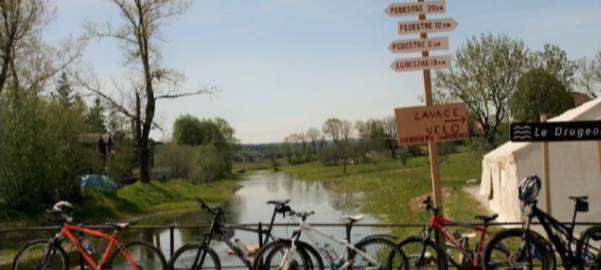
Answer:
[2, 178, 240, 227]
[281, 152, 486, 238]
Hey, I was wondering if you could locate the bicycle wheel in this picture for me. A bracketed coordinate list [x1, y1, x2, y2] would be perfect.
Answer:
[253, 240, 313, 270]
[482, 228, 553, 270]
[106, 241, 168, 270]
[577, 226, 601, 270]
[168, 243, 220, 270]
[11, 239, 68, 270]
[397, 237, 447, 269]
[351, 236, 408, 270]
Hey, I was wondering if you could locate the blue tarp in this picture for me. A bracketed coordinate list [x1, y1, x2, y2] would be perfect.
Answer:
[81, 175, 118, 190]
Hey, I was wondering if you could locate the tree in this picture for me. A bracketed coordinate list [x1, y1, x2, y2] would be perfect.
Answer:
[382, 116, 398, 159]
[339, 120, 353, 173]
[173, 114, 203, 145]
[306, 128, 321, 157]
[84, 0, 214, 183]
[322, 118, 342, 143]
[576, 50, 601, 98]
[533, 44, 578, 89]
[0, 0, 52, 95]
[86, 96, 106, 133]
[509, 68, 575, 122]
[435, 34, 530, 146]
[53, 72, 77, 107]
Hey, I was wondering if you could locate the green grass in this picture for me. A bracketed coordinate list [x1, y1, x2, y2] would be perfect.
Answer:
[281, 152, 486, 239]
[2, 178, 241, 227]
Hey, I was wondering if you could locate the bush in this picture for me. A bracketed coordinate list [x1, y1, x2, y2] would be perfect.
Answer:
[0, 88, 101, 210]
[155, 143, 195, 179]
[188, 145, 232, 184]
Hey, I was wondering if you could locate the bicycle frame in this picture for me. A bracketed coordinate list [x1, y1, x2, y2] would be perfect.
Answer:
[426, 215, 493, 268]
[295, 220, 378, 269]
[525, 202, 583, 269]
[57, 223, 138, 270]
[192, 202, 281, 269]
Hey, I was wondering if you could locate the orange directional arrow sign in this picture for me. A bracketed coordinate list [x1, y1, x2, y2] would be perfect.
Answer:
[385, 1, 446, 17]
[398, 18, 458, 35]
[391, 55, 451, 72]
[389, 37, 449, 53]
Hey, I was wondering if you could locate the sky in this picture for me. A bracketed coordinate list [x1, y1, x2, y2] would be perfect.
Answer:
[45, 0, 601, 144]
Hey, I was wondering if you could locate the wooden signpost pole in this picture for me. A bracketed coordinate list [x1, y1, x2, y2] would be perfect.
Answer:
[417, 0, 444, 244]
[540, 114, 552, 214]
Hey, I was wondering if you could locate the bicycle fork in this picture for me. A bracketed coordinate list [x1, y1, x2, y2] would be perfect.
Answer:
[279, 241, 298, 270]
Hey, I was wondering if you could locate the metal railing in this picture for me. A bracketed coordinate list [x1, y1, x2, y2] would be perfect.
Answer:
[2, 221, 601, 269]
[3, 221, 601, 254]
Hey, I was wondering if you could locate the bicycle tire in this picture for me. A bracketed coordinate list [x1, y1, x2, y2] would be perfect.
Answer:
[252, 239, 321, 270]
[577, 226, 601, 270]
[168, 243, 221, 270]
[482, 228, 554, 270]
[106, 241, 168, 270]
[350, 236, 409, 270]
[11, 239, 68, 270]
[397, 236, 447, 269]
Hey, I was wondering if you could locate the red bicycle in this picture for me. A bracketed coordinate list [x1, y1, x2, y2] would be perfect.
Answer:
[397, 196, 501, 269]
[11, 201, 167, 270]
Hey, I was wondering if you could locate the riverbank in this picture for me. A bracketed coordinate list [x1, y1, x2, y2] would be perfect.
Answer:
[1, 178, 241, 228]
[281, 152, 487, 238]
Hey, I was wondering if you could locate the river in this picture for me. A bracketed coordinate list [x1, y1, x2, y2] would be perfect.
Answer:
[138, 171, 384, 267]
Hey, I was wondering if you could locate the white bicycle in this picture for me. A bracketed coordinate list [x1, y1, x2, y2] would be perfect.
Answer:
[252, 209, 408, 270]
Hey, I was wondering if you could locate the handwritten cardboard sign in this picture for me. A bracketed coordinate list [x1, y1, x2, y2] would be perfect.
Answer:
[395, 103, 469, 145]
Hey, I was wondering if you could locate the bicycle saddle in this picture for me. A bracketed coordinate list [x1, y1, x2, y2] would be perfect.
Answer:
[106, 222, 130, 230]
[474, 214, 498, 223]
[570, 196, 589, 212]
[569, 196, 588, 202]
[267, 199, 290, 206]
[342, 215, 365, 223]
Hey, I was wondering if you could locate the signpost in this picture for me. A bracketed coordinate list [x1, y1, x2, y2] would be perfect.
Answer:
[389, 37, 449, 53]
[385, 1, 446, 17]
[386, 0, 459, 246]
[397, 18, 458, 35]
[395, 103, 469, 145]
[391, 55, 451, 72]
[509, 121, 601, 142]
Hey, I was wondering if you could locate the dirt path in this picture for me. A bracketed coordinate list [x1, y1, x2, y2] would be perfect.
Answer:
[463, 183, 495, 214]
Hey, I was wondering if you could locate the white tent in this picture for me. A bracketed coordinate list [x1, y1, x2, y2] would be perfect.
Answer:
[479, 99, 601, 226]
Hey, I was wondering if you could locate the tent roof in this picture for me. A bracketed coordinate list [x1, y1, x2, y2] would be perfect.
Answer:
[484, 98, 601, 163]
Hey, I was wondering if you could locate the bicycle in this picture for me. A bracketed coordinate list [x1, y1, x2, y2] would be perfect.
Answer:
[252, 207, 408, 270]
[11, 201, 167, 270]
[169, 198, 317, 270]
[482, 196, 601, 270]
[397, 196, 504, 269]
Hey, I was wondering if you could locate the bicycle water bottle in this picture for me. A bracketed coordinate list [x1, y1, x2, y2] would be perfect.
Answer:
[324, 243, 338, 260]
[80, 239, 95, 255]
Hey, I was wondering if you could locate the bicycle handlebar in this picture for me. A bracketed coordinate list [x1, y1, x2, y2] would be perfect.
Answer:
[422, 196, 438, 214]
[196, 197, 220, 216]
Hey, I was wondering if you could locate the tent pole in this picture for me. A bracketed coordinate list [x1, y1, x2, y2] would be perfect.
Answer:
[597, 141, 601, 180]
[541, 114, 552, 215]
